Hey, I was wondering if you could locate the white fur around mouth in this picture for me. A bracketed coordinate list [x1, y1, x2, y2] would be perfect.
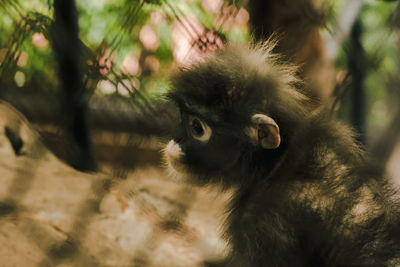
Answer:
[164, 140, 187, 173]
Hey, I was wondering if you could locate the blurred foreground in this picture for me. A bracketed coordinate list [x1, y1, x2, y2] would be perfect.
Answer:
[0, 101, 233, 266]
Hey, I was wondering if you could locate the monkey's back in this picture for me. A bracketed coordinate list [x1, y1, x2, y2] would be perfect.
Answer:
[227, 114, 400, 266]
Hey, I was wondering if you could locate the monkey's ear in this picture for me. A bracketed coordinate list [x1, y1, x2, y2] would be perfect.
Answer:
[247, 114, 281, 149]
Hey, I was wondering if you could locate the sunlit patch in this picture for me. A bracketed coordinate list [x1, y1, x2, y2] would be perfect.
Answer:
[345, 186, 383, 225]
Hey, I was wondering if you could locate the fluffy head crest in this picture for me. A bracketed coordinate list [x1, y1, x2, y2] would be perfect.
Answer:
[168, 40, 310, 132]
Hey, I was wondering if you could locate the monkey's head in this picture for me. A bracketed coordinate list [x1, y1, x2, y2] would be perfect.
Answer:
[164, 42, 308, 185]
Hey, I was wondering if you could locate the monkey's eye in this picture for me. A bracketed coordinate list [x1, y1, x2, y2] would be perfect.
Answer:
[188, 116, 212, 142]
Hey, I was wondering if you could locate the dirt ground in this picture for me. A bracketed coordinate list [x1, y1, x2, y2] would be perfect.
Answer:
[0, 101, 399, 267]
[0, 101, 231, 267]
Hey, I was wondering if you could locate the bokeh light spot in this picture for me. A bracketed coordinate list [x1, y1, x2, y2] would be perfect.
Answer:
[140, 25, 159, 51]
[14, 71, 26, 87]
[235, 8, 249, 25]
[121, 52, 140, 76]
[32, 32, 49, 48]
[144, 56, 160, 72]
[17, 51, 28, 67]
[201, 0, 223, 14]
[98, 80, 116, 95]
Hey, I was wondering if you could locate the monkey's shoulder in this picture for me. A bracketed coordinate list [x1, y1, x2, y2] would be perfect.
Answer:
[286, 115, 365, 174]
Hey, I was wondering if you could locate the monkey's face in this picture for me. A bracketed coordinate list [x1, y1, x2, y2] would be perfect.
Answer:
[163, 95, 282, 185]
[164, 43, 292, 183]
[164, 109, 243, 181]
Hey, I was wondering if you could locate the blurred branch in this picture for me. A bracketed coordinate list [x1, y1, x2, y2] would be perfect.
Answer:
[370, 108, 400, 167]
[0, 0, 22, 13]
[370, 6, 400, 167]
[348, 18, 366, 145]
[330, 71, 352, 113]
[52, 0, 96, 171]
[1, 91, 176, 137]
[326, 0, 364, 60]
[0, 12, 52, 80]
[162, 0, 225, 53]
[108, 0, 144, 51]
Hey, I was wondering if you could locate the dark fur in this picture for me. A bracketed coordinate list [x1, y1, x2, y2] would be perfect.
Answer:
[167, 42, 400, 266]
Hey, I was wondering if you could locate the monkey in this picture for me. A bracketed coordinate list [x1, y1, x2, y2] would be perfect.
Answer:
[163, 41, 400, 266]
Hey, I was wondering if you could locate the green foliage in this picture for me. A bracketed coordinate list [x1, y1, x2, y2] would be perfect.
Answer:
[334, 0, 399, 136]
[0, 0, 398, 141]
[0, 0, 249, 98]
[361, 1, 398, 132]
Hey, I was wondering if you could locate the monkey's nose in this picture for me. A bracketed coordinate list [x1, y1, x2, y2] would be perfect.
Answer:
[173, 128, 184, 143]
[165, 140, 187, 172]
[166, 140, 183, 160]
[173, 136, 183, 143]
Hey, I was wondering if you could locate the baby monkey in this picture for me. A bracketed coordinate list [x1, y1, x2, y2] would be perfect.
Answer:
[164, 42, 400, 266]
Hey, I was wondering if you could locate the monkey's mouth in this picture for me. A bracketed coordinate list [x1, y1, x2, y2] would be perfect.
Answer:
[168, 158, 187, 173]
[164, 140, 187, 173]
